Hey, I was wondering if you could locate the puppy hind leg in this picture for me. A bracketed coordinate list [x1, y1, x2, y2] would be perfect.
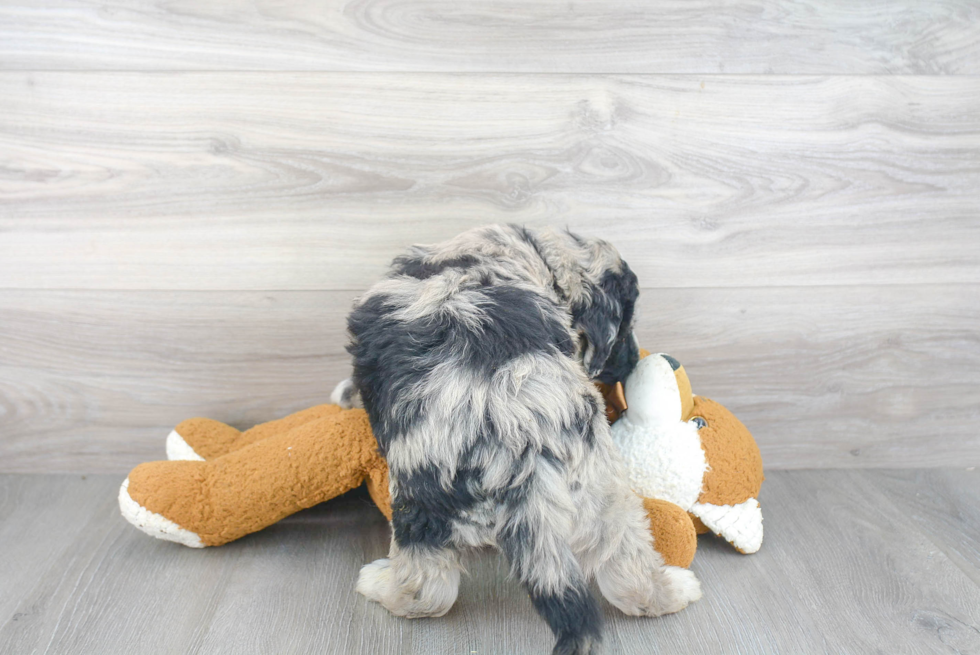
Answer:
[358, 487, 465, 618]
[357, 539, 461, 618]
[593, 482, 701, 617]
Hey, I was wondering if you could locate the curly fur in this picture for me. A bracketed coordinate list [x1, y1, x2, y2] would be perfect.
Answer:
[341, 224, 700, 654]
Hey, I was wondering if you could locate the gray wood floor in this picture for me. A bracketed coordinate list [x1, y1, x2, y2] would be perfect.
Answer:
[1, 470, 978, 654]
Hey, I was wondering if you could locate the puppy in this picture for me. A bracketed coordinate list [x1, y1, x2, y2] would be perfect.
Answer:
[334, 224, 700, 655]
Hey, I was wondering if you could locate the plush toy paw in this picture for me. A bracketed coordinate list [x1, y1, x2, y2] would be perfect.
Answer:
[642, 497, 698, 568]
[166, 418, 242, 461]
[118, 476, 205, 547]
[165, 429, 205, 461]
[119, 460, 217, 545]
[167, 405, 348, 462]
[690, 498, 764, 554]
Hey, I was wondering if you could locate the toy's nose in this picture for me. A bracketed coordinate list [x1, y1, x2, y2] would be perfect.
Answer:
[663, 354, 681, 371]
[623, 354, 679, 424]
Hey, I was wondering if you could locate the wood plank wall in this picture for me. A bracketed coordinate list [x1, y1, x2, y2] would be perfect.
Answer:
[1, 1, 979, 472]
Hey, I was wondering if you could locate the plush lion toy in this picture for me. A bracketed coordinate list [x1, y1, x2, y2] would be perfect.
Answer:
[119, 352, 763, 567]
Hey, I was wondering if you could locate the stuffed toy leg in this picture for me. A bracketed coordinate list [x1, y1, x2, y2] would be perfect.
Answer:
[163, 403, 345, 461]
[119, 405, 390, 547]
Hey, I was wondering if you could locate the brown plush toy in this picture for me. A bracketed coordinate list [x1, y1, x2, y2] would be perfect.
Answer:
[610, 352, 765, 558]
[119, 354, 762, 567]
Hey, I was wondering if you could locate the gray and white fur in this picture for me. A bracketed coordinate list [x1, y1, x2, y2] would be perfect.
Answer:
[335, 224, 701, 655]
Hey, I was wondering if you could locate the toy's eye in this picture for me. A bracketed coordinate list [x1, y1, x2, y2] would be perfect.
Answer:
[691, 417, 707, 429]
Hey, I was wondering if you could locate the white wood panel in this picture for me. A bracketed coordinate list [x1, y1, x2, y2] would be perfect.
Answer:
[2, 73, 979, 290]
[1, 1, 978, 73]
[0, 290, 356, 473]
[2, 285, 977, 473]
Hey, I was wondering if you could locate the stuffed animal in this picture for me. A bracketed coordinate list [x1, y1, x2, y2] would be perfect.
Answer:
[119, 404, 392, 548]
[119, 355, 762, 565]
[611, 353, 765, 555]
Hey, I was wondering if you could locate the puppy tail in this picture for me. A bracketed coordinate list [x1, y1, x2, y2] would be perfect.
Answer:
[497, 483, 603, 654]
[330, 378, 362, 409]
[529, 582, 603, 655]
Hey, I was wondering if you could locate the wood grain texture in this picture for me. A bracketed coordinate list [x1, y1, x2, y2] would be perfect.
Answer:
[2, 73, 979, 290]
[867, 469, 980, 588]
[1, 1, 979, 73]
[1, 471, 979, 654]
[0, 290, 356, 473]
[0, 475, 118, 628]
[2, 285, 978, 473]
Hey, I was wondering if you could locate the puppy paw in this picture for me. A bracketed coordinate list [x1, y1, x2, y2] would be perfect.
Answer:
[356, 556, 459, 618]
[653, 566, 702, 615]
[356, 558, 392, 604]
[330, 378, 361, 409]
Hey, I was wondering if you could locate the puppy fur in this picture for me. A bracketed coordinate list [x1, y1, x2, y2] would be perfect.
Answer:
[340, 225, 701, 655]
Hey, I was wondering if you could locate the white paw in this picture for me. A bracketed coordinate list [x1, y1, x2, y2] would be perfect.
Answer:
[657, 565, 702, 614]
[355, 556, 459, 618]
[356, 558, 392, 603]
[118, 478, 204, 548]
[165, 430, 204, 461]
[330, 378, 361, 409]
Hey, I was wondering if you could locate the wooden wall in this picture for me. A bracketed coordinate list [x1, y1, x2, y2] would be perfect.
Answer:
[1, 1, 979, 472]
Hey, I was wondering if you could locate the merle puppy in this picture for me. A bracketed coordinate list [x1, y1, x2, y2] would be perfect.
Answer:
[333, 224, 700, 655]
